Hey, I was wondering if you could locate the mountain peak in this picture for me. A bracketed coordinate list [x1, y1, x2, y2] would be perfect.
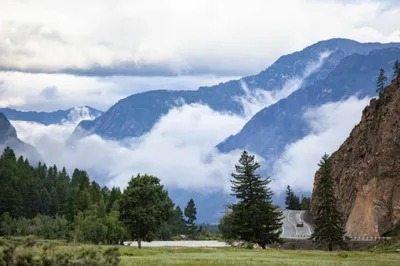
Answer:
[0, 113, 18, 143]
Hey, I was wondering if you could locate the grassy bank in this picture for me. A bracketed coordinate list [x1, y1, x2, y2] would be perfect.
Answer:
[1, 237, 399, 265]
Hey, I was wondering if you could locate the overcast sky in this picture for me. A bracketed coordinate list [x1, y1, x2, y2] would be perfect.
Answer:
[1, 0, 399, 111]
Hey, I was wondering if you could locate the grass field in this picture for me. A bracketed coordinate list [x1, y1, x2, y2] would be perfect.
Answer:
[1, 238, 399, 265]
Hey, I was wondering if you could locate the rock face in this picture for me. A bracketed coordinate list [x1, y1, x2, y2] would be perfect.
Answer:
[0, 113, 42, 165]
[311, 75, 400, 237]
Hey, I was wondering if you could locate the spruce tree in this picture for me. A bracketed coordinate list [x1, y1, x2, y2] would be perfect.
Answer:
[230, 151, 282, 248]
[311, 154, 347, 251]
[376, 68, 387, 97]
[284, 185, 301, 210]
[184, 199, 197, 238]
[300, 195, 311, 210]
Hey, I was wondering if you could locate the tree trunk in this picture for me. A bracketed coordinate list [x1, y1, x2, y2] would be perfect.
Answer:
[138, 238, 142, 249]
[328, 243, 332, 251]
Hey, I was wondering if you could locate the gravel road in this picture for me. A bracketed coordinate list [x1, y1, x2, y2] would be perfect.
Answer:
[124, 240, 230, 247]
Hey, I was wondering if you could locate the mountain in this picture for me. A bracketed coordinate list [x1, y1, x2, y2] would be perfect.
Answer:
[72, 38, 400, 140]
[311, 75, 400, 237]
[0, 113, 42, 165]
[217, 48, 400, 167]
[0, 106, 103, 125]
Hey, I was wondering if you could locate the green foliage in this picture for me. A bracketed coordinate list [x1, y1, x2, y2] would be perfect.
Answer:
[284, 186, 301, 210]
[229, 151, 283, 248]
[119, 174, 174, 248]
[311, 154, 348, 251]
[218, 213, 235, 240]
[184, 199, 197, 238]
[376, 68, 387, 97]
[300, 195, 311, 211]
[0, 238, 121, 265]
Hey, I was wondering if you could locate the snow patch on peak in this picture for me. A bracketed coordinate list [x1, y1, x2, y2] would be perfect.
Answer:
[65, 106, 100, 124]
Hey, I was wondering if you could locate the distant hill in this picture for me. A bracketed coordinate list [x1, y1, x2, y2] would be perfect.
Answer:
[0, 113, 42, 165]
[0, 106, 103, 125]
[72, 38, 400, 140]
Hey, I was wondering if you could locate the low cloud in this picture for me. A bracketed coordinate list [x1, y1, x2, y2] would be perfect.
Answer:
[271, 96, 372, 194]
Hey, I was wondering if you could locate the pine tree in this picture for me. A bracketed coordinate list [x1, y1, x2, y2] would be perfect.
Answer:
[284, 185, 300, 210]
[171, 206, 185, 235]
[394, 60, 400, 85]
[184, 199, 197, 238]
[311, 154, 347, 251]
[376, 68, 387, 97]
[230, 151, 283, 248]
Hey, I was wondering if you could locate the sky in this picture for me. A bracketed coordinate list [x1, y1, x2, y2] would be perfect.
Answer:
[1, 0, 400, 111]
[1, 0, 399, 201]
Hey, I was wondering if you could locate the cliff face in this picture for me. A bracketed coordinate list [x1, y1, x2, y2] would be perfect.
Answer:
[311, 75, 400, 237]
[0, 113, 42, 165]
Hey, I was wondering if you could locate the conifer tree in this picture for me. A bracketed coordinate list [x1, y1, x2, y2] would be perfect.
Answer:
[184, 199, 197, 238]
[230, 151, 282, 248]
[300, 195, 311, 210]
[284, 185, 301, 210]
[376, 68, 387, 97]
[311, 154, 347, 251]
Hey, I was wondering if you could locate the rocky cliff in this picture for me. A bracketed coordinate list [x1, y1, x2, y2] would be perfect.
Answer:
[311, 74, 400, 237]
[0, 113, 42, 165]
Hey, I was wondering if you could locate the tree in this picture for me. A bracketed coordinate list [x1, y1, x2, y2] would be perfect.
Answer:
[284, 185, 301, 210]
[229, 151, 283, 248]
[394, 60, 400, 85]
[300, 195, 311, 210]
[376, 68, 387, 97]
[311, 154, 347, 251]
[184, 199, 197, 238]
[119, 174, 174, 248]
[219, 213, 235, 240]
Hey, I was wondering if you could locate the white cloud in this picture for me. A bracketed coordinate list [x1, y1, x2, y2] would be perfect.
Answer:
[0, 0, 399, 76]
[0, 71, 238, 111]
[271, 96, 372, 194]
[11, 104, 246, 192]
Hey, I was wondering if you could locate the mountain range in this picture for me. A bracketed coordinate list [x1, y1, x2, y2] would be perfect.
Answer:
[72, 38, 400, 141]
[0, 106, 103, 125]
[1, 38, 400, 223]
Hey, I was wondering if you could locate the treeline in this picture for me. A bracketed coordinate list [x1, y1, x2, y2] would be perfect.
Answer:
[284, 185, 310, 210]
[0, 147, 205, 246]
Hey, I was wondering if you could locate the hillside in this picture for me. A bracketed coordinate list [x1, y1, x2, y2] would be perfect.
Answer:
[217, 48, 400, 166]
[311, 74, 400, 237]
[0, 113, 42, 164]
[72, 39, 400, 140]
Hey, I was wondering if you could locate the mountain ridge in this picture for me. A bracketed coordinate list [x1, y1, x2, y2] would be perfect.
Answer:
[0, 106, 103, 125]
[0, 113, 42, 165]
[72, 38, 400, 141]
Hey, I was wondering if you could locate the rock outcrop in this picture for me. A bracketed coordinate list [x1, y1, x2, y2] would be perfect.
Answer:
[311, 74, 400, 237]
[0, 113, 42, 165]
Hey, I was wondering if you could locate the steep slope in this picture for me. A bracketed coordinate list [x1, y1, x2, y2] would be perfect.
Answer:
[217, 48, 400, 165]
[73, 38, 400, 140]
[311, 75, 400, 237]
[0, 113, 42, 164]
[0, 106, 103, 125]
